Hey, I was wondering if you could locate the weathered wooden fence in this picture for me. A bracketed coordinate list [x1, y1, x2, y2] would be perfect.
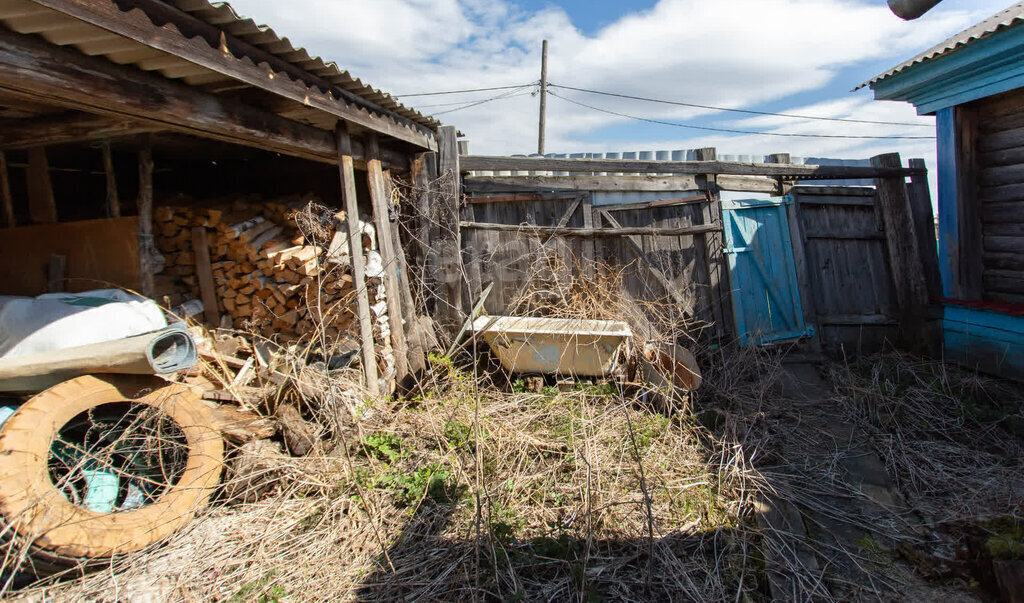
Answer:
[416, 142, 940, 355]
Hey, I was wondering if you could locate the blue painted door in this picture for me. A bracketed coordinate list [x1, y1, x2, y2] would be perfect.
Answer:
[722, 196, 813, 346]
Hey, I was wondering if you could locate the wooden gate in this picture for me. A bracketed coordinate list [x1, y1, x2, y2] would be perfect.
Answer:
[722, 197, 813, 346]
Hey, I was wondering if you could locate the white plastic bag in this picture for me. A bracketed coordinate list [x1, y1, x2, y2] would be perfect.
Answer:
[0, 289, 167, 359]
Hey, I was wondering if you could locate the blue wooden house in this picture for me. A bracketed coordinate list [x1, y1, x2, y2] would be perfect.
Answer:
[865, 3, 1024, 380]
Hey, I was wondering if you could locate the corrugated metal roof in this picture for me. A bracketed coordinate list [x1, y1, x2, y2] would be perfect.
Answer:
[862, 2, 1024, 89]
[166, 0, 439, 129]
[0, 0, 438, 137]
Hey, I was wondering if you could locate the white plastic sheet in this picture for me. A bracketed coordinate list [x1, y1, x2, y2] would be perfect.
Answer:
[0, 289, 167, 359]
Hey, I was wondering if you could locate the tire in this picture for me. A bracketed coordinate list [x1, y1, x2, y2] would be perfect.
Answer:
[0, 375, 224, 571]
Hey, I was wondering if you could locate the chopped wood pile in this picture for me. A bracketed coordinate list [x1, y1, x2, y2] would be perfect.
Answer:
[154, 197, 395, 385]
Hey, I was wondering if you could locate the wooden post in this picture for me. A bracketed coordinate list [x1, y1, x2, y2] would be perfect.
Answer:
[101, 142, 120, 218]
[365, 135, 410, 386]
[436, 125, 465, 333]
[47, 254, 66, 293]
[191, 227, 220, 326]
[907, 158, 942, 302]
[384, 168, 428, 375]
[696, 147, 730, 341]
[767, 153, 793, 195]
[582, 193, 595, 279]
[137, 138, 156, 297]
[784, 190, 821, 352]
[871, 153, 931, 353]
[337, 124, 379, 396]
[26, 147, 56, 223]
[0, 151, 14, 228]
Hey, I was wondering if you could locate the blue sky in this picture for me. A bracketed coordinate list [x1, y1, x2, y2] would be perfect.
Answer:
[225, 0, 1014, 172]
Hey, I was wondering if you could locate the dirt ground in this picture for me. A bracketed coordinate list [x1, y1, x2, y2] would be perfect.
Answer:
[9, 347, 1024, 602]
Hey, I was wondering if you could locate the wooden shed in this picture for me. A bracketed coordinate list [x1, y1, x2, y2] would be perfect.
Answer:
[865, 2, 1024, 380]
[0, 0, 449, 394]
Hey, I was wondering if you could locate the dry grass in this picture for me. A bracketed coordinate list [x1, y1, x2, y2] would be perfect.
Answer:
[4, 225, 1023, 600]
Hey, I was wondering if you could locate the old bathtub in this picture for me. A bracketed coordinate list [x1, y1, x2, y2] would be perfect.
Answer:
[471, 316, 632, 377]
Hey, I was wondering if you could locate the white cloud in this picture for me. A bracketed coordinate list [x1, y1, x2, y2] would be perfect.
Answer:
[222, 0, 987, 177]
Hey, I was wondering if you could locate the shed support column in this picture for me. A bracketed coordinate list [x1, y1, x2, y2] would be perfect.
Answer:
[871, 153, 932, 354]
[436, 125, 465, 335]
[0, 151, 13, 228]
[27, 147, 56, 224]
[337, 125, 379, 397]
[136, 138, 158, 297]
[366, 134, 410, 387]
[101, 142, 120, 218]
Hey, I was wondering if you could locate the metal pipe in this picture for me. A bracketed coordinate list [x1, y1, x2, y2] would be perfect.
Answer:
[888, 0, 944, 20]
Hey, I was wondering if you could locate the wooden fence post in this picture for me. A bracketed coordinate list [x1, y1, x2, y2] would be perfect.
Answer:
[365, 134, 410, 386]
[436, 126, 465, 334]
[906, 158, 942, 302]
[696, 147, 731, 341]
[337, 124, 379, 396]
[871, 153, 931, 353]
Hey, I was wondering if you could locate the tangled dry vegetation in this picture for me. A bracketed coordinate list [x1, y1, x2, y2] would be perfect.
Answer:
[10, 348, 1024, 601]
[7, 246, 1024, 602]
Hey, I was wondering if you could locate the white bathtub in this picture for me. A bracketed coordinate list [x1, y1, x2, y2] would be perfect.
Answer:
[471, 316, 632, 377]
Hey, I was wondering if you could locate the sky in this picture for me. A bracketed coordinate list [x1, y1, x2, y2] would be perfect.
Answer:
[222, 0, 1013, 174]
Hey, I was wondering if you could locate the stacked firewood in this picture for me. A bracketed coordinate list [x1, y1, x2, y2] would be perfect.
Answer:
[153, 198, 394, 368]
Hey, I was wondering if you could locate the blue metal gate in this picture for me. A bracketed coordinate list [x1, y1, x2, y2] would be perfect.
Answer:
[722, 196, 813, 346]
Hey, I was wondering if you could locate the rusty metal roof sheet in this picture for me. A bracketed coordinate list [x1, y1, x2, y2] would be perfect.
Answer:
[862, 2, 1024, 89]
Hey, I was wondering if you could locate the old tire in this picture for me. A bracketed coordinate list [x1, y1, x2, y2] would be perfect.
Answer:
[0, 375, 223, 570]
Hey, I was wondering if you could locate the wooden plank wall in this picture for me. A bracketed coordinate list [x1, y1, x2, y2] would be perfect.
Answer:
[0, 216, 141, 295]
[974, 88, 1024, 304]
[462, 195, 727, 340]
[791, 187, 900, 353]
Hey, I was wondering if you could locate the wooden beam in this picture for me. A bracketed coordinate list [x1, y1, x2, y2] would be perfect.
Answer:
[436, 126, 464, 331]
[0, 112, 159, 150]
[906, 158, 942, 302]
[871, 153, 931, 354]
[0, 151, 14, 228]
[384, 168, 428, 376]
[459, 221, 721, 237]
[0, 27, 411, 168]
[337, 125, 378, 396]
[26, 147, 56, 223]
[461, 155, 924, 179]
[365, 135, 409, 386]
[468, 193, 546, 204]
[696, 147, 730, 341]
[191, 227, 220, 326]
[137, 138, 155, 296]
[101, 141, 119, 218]
[717, 174, 783, 194]
[31, 0, 436, 151]
[464, 174, 703, 193]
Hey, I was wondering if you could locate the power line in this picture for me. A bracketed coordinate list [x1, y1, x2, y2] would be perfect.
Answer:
[549, 91, 936, 140]
[429, 87, 535, 117]
[549, 83, 932, 127]
[394, 83, 537, 97]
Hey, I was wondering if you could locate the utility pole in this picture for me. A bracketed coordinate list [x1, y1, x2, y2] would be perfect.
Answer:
[538, 39, 548, 156]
